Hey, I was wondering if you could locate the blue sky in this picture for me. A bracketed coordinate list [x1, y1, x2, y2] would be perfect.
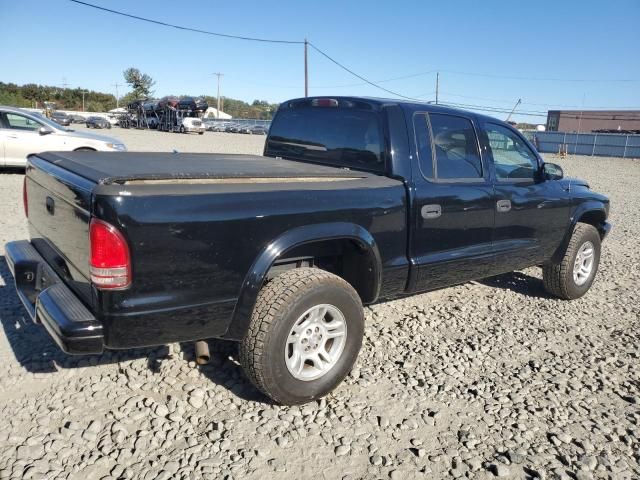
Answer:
[1, 0, 639, 122]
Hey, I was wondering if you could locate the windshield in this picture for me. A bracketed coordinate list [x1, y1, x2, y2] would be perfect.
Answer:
[265, 106, 385, 173]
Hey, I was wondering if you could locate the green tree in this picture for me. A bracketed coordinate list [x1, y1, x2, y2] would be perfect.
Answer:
[123, 67, 155, 99]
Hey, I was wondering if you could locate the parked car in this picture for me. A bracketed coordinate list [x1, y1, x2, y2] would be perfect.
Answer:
[86, 116, 111, 129]
[50, 111, 72, 126]
[213, 122, 231, 132]
[0, 105, 126, 167]
[225, 123, 242, 133]
[248, 125, 268, 135]
[5, 97, 610, 405]
[69, 114, 86, 124]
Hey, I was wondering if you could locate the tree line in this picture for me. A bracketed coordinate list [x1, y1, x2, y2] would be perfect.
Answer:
[0, 82, 117, 113]
[1, 71, 279, 119]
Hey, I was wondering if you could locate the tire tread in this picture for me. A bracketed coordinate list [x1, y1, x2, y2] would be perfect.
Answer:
[239, 267, 360, 404]
[543, 222, 599, 299]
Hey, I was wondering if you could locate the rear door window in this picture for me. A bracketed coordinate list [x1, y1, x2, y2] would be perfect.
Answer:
[430, 114, 483, 180]
[265, 106, 385, 173]
[413, 113, 434, 178]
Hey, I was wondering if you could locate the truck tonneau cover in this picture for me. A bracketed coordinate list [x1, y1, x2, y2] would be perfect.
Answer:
[34, 152, 369, 185]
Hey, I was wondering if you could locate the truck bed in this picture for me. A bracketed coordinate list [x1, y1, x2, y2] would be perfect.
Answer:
[24, 151, 408, 348]
[36, 151, 370, 185]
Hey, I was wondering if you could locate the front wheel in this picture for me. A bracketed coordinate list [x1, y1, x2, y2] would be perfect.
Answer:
[543, 223, 601, 300]
[239, 268, 364, 405]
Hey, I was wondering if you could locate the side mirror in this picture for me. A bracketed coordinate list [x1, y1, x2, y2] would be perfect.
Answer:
[39, 127, 53, 136]
[542, 162, 563, 180]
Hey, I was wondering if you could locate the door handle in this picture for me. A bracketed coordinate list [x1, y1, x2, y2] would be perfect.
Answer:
[496, 199, 511, 213]
[421, 204, 442, 219]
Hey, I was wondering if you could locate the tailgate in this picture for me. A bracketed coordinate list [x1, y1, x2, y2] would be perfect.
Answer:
[25, 156, 96, 307]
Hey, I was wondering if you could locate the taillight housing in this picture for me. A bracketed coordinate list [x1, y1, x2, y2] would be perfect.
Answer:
[311, 98, 339, 107]
[89, 219, 131, 289]
[23, 177, 28, 218]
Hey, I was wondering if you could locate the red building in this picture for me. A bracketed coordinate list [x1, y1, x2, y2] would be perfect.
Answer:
[546, 110, 640, 133]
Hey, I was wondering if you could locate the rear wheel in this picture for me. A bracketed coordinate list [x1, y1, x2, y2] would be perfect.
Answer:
[543, 223, 601, 299]
[179, 125, 185, 134]
[239, 267, 364, 405]
[74, 147, 95, 152]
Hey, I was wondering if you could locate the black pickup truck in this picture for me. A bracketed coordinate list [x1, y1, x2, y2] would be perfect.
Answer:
[6, 96, 611, 405]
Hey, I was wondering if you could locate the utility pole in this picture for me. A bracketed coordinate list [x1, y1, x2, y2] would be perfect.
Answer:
[80, 89, 88, 112]
[505, 98, 522, 122]
[304, 39, 308, 97]
[112, 83, 122, 108]
[61, 78, 70, 89]
[435, 72, 439, 105]
[213, 73, 223, 119]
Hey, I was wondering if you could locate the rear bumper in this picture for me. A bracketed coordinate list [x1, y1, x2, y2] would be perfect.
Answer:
[5, 240, 104, 354]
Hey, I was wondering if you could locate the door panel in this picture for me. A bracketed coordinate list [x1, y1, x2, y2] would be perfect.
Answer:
[493, 181, 572, 270]
[412, 182, 496, 290]
[483, 122, 572, 272]
[1, 112, 59, 166]
[409, 111, 496, 292]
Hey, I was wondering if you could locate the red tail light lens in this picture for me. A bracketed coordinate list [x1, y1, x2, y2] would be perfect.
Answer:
[23, 177, 28, 218]
[311, 98, 339, 107]
[89, 219, 131, 289]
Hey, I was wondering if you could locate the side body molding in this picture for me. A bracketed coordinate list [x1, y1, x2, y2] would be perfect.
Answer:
[224, 222, 382, 340]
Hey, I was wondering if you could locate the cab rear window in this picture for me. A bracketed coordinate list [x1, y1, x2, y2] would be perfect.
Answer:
[265, 107, 385, 173]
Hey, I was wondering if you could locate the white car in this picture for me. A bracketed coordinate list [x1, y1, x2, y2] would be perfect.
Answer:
[0, 106, 127, 168]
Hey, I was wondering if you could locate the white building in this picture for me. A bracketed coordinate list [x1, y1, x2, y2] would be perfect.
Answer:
[204, 107, 232, 120]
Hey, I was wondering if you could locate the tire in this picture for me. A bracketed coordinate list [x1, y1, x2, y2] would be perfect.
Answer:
[239, 267, 364, 405]
[543, 223, 601, 300]
[179, 125, 185, 134]
[74, 148, 96, 152]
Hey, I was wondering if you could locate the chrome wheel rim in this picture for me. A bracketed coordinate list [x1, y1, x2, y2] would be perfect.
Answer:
[573, 241, 595, 286]
[284, 304, 347, 381]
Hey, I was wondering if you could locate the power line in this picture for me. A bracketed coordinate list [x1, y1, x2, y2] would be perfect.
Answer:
[436, 91, 640, 110]
[307, 42, 418, 101]
[438, 69, 640, 83]
[68, 0, 304, 44]
[438, 101, 640, 120]
[68, 0, 419, 100]
[66, 0, 640, 106]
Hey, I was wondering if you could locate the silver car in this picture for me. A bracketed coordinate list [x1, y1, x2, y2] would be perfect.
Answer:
[0, 106, 127, 168]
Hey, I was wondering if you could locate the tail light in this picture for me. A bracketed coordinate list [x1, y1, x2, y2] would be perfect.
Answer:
[23, 177, 28, 218]
[311, 98, 339, 107]
[89, 219, 131, 289]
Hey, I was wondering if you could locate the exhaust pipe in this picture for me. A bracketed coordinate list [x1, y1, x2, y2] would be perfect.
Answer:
[195, 340, 210, 365]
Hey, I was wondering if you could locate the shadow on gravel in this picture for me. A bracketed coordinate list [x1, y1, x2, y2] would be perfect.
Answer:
[181, 340, 274, 405]
[479, 270, 554, 299]
[0, 255, 269, 403]
[0, 255, 168, 374]
[0, 167, 26, 175]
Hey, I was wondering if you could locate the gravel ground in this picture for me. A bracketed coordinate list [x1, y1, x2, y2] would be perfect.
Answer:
[0, 133, 638, 480]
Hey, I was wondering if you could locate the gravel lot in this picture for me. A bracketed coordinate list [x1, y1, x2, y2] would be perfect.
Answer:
[0, 129, 638, 480]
